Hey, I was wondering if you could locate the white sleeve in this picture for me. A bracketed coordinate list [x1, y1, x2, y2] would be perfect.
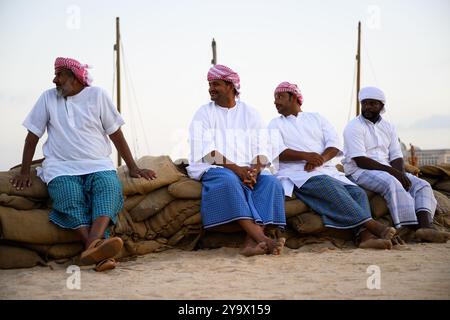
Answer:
[388, 124, 404, 161]
[22, 92, 49, 138]
[189, 106, 216, 163]
[267, 119, 288, 161]
[319, 114, 343, 155]
[343, 121, 367, 159]
[249, 110, 271, 161]
[99, 88, 125, 135]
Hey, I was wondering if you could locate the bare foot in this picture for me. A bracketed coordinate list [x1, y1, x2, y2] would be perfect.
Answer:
[359, 238, 392, 250]
[380, 227, 396, 240]
[265, 237, 286, 255]
[240, 241, 268, 257]
[415, 228, 450, 243]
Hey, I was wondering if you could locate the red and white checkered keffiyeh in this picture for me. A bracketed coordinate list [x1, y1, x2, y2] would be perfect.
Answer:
[54, 57, 92, 86]
[207, 64, 240, 96]
[275, 82, 303, 106]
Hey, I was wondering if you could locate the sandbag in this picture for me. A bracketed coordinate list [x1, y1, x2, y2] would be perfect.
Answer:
[0, 168, 48, 198]
[197, 231, 246, 249]
[369, 195, 389, 218]
[184, 212, 202, 225]
[288, 211, 325, 234]
[118, 155, 184, 196]
[285, 199, 309, 218]
[434, 190, 450, 215]
[168, 178, 202, 199]
[23, 242, 83, 260]
[0, 193, 46, 210]
[112, 209, 136, 237]
[129, 187, 175, 222]
[0, 206, 79, 244]
[123, 194, 146, 211]
[434, 179, 450, 195]
[0, 244, 46, 269]
[404, 163, 420, 176]
[124, 239, 168, 256]
[419, 164, 450, 178]
[168, 225, 203, 250]
[147, 200, 200, 238]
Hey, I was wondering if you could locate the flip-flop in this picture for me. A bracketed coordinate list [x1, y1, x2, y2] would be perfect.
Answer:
[95, 258, 116, 272]
[80, 237, 123, 265]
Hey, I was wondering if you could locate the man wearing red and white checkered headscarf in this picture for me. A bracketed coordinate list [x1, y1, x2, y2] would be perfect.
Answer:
[11, 57, 158, 271]
[269, 81, 400, 249]
[207, 64, 240, 97]
[54, 57, 93, 86]
[186, 65, 287, 256]
[274, 81, 303, 106]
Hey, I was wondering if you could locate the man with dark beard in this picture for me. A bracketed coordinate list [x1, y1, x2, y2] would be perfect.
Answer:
[343, 86, 449, 243]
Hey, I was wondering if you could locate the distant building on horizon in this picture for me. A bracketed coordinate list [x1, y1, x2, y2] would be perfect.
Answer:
[401, 140, 450, 166]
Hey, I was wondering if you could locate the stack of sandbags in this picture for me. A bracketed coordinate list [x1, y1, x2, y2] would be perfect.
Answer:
[420, 164, 450, 197]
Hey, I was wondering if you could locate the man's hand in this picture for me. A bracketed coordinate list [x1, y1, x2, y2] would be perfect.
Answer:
[304, 152, 325, 167]
[391, 170, 411, 191]
[10, 173, 32, 190]
[304, 162, 317, 172]
[229, 165, 256, 189]
[128, 167, 157, 180]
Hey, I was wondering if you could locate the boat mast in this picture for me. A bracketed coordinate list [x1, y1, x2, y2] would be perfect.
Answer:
[356, 21, 361, 116]
[114, 17, 122, 166]
[211, 38, 217, 65]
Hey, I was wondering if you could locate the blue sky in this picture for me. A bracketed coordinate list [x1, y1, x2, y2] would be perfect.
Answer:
[1, 0, 449, 170]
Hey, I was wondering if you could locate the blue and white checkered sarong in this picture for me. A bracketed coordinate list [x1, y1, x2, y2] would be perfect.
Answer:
[48, 170, 124, 235]
[351, 170, 436, 228]
[294, 175, 372, 229]
[200, 167, 286, 229]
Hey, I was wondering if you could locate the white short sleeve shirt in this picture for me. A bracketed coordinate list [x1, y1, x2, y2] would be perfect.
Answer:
[342, 115, 403, 179]
[23, 86, 125, 183]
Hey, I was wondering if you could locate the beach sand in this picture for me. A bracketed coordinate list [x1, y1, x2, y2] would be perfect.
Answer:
[1, 241, 449, 300]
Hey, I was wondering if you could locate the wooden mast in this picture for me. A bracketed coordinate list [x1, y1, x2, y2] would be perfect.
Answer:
[211, 38, 217, 65]
[356, 21, 361, 116]
[114, 17, 122, 166]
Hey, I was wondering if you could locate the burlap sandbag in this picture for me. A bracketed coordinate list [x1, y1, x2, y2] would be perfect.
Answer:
[123, 194, 146, 211]
[168, 225, 203, 250]
[118, 155, 184, 196]
[0, 168, 48, 198]
[184, 212, 202, 225]
[23, 242, 83, 260]
[434, 179, 450, 195]
[124, 239, 168, 256]
[0, 206, 78, 244]
[168, 178, 202, 199]
[112, 209, 136, 237]
[288, 211, 325, 234]
[420, 164, 450, 178]
[129, 187, 175, 222]
[285, 199, 309, 218]
[434, 190, 450, 215]
[404, 163, 420, 176]
[147, 200, 200, 238]
[0, 193, 45, 210]
[369, 195, 389, 218]
[0, 244, 46, 269]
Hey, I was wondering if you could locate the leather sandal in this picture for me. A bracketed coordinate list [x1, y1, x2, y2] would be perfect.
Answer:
[80, 237, 123, 265]
[95, 258, 117, 272]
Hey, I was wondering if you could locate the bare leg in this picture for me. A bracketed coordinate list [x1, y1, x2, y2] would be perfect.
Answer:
[358, 229, 392, 250]
[363, 219, 396, 240]
[75, 227, 90, 249]
[85, 216, 111, 249]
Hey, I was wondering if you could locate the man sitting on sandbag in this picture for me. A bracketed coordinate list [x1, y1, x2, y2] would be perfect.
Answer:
[269, 82, 396, 249]
[187, 64, 286, 256]
[10, 57, 157, 271]
[342, 86, 449, 243]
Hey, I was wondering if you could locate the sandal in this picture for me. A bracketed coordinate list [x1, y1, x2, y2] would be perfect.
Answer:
[80, 237, 123, 265]
[95, 258, 117, 272]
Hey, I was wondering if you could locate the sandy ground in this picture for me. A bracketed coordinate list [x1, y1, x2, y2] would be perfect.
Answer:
[1, 241, 449, 300]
